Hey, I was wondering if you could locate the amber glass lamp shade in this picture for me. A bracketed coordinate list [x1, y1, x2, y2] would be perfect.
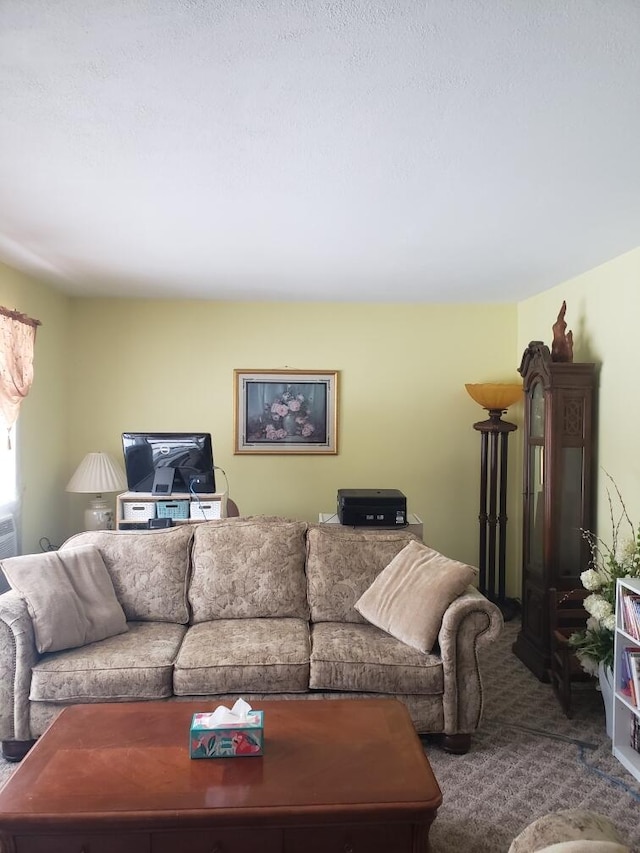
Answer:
[465, 383, 522, 413]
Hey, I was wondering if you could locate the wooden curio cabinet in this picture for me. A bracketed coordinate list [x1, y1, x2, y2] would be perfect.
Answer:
[512, 341, 597, 681]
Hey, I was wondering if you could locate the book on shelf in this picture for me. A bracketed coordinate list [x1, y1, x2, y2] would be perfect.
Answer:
[621, 592, 640, 641]
[632, 714, 640, 754]
[630, 652, 640, 710]
[634, 597, 640, 639]
[620, 647, 638, 706]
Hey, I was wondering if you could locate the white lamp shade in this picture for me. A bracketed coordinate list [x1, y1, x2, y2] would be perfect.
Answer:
[66, 452, 127, 494]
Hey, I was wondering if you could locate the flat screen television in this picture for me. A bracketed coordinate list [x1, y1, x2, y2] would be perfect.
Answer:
[121, 432, 216, 495]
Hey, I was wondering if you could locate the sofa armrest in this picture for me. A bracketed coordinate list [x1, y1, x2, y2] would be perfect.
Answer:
[437, 586, 503, 735]
[0, 590, 39, 742]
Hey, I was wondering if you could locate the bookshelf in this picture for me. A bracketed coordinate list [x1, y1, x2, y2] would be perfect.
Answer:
[612, 577, 640, 782]
[116, 491, 228, 531]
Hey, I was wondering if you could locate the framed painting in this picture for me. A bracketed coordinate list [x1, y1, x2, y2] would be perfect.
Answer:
[234, 369, 339, 454]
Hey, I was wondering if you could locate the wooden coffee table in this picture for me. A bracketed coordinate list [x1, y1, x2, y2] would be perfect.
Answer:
[0, 698, 442, 852]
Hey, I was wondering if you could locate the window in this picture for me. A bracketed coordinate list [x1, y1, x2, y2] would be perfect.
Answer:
[0, 307, 40, 509]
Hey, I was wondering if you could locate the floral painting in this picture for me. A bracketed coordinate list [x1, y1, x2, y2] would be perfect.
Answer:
[234, 370, 338, 454]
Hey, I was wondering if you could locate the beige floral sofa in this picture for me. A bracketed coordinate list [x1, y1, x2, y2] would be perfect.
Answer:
[0, 517, 502, 760]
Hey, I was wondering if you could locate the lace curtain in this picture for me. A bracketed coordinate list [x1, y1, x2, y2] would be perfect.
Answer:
[0, 307, 41, 448]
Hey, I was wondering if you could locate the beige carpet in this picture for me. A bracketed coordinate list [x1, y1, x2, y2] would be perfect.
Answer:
[0, 620, 638, 851]
[426, 618, 640, 852]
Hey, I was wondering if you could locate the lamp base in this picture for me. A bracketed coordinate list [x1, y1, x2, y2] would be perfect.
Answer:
[493, 597, 521, 622]
[84, 497, 114, 531]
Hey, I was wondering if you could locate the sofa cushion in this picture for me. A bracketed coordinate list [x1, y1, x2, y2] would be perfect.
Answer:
[174, 617, 310, 694]
[309, 622, 443, 695]
[354, 540, 477, 653]
[1, 545, 128, 653]
[189, 519, 309, 621]
[306, 525, 418, 623]
[30, 621, 187, 702]
[62, 526, 193, 623]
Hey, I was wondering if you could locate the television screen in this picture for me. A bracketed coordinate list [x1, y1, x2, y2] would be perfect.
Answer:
[121, 433, 215, 494]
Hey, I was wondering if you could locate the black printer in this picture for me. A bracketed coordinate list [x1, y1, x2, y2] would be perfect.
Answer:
[337, 489, 407, 527]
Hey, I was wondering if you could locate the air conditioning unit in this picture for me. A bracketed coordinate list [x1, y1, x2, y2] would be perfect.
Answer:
[0, 515, 18, 559]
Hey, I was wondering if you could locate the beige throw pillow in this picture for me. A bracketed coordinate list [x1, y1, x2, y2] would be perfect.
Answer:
[1, 544, 128, 653]
[354, 540, 477, 653]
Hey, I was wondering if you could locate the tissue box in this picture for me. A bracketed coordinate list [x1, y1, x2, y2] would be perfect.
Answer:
[189, 710, 264, 758]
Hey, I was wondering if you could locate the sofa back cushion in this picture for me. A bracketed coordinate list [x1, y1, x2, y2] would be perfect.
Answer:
[189, 519, 309, 622]
[61, 526, 193, 624]
[306, 525, 418, 623]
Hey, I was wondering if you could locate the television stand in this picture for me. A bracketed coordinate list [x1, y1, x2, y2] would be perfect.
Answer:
[116, 491, 228, 531]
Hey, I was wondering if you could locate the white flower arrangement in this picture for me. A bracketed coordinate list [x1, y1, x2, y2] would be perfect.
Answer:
[584, 593, 613, 622]
[580, 568, 603, 591]
[569, 475, 640, 676]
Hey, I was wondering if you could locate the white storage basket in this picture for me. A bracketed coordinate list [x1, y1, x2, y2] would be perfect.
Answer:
[122, 501, 156, 521]
[189, 500, 221, 521]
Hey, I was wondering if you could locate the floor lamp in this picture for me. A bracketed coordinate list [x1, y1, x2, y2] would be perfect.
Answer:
[465, 383, 522, 621]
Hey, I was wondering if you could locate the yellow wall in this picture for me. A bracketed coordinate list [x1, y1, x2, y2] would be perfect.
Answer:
[517, 247, 640, 552]
[67, 299, 521, 583]
[10, 244, 636, 604]
[2, 247, 635, 598]
[0, 264, 70, 554]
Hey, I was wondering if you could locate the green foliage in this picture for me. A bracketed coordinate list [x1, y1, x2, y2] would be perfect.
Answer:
[569, 623, 615, 673]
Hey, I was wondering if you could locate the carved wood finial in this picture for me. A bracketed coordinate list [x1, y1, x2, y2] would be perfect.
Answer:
[551, 300, 573, 363]
[518, 341, 549, 379]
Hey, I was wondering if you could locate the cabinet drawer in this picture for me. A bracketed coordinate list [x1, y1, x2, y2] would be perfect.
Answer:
[284, 823, 412, 853]
[15, 833, 149, 853]
[152, 827, 282, 853]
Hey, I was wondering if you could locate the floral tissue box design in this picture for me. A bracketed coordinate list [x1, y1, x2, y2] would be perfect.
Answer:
[189, 710, 264, 759]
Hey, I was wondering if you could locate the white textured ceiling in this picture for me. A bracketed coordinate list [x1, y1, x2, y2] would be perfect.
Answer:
[1, 1, 640, 302]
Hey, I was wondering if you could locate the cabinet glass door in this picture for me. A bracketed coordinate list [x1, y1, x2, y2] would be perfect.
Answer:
[527, 383, 545, 574]
[558, 448, 584, 575]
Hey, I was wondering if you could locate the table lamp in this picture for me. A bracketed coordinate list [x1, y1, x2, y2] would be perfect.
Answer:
[66, 452, 128, 531]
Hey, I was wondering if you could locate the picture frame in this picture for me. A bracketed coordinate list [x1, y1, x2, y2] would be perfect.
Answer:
[234, 369, 339, 455]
